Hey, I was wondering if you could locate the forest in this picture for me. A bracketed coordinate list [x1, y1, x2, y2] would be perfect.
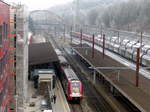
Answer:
[49, 0, 150, 33]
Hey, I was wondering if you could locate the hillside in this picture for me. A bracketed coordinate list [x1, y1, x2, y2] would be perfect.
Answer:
[49, 0, 114, 15]
[49, 0, 150, 33]
[48, 0, 115, 25]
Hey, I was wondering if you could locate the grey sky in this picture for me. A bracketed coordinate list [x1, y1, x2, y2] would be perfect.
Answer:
[5, 0, 73, 10]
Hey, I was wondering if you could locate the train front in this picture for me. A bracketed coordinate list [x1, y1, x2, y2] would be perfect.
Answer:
[68, 80, 83, 100]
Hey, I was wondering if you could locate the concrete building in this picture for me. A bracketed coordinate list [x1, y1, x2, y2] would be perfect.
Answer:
[15, 4, 28, 112]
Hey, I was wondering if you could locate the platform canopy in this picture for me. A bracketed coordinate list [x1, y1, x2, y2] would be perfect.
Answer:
[29, 42, 58, 65]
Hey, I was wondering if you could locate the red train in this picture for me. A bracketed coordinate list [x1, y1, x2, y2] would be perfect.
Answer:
[58, 55, 83, 101]
[71, 31, 93, 42]
[71, 31, 150, 67]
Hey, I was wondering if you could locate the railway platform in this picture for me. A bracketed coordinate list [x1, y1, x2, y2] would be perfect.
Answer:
[51, 79, 70, 112]
[24, 78, 70, 112]
[71, 43, 150, 112]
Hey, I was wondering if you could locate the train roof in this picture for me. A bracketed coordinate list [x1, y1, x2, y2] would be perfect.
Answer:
[63, 68, 79, 81]
[55, 48, 62, 56]
[58, 56, 68, 64]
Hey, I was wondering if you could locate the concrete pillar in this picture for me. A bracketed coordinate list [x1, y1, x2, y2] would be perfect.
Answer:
[93, 70, 96, 84]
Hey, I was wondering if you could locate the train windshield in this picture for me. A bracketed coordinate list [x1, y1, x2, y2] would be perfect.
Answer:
[71, 81, 80, 93]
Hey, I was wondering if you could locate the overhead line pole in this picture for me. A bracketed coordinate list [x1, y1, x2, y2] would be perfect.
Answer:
[92, 34, 95, 58]
[80, 29, 82, 47]
[64, 24, 66, 42]
[74, 0, 79, 31]
[136, 48, 140, 87]
[103, 34, 105, 59]
[71, 26, 73, 44]
[140, 32, 143, 48]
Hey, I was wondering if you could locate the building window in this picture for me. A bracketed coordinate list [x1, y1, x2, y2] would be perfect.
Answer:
[3, 23, 7, 40]
[0, 25, 2, 45]
[0, 59, 2, 74]
[5, 24, 8, 40]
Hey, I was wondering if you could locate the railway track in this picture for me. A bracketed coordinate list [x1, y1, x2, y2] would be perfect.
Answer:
[49, 34, 115, 112]
[48, 34, 114, 112]
[47, 35, 85, 112]
[73, 54, 141, 112]
[63, 46, 115, 112]
[70, 103, 83, 112]
[43, 31, 142, 112]
[47, 33, 140, 112]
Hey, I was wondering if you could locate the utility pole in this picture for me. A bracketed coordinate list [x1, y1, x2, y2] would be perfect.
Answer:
[64, 24, 66, 42]
[71, 26, 72, 44]
[74, 0, 79, 31]
[92, 34, 95, 58]
[140, 32, 143, 47]
[136, 48, 140, 87]
[103, 34, 105, 59]
[54, 27, 56, 37]
[80, 29, 82, 47]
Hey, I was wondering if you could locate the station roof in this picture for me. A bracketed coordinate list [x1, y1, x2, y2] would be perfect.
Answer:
[29, 42, 59, 65]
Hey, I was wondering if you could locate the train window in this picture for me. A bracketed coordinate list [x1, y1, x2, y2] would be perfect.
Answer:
[0, 26, 2, 45]
[71, 82, 79, 88]
[71, 82, 80, 93]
